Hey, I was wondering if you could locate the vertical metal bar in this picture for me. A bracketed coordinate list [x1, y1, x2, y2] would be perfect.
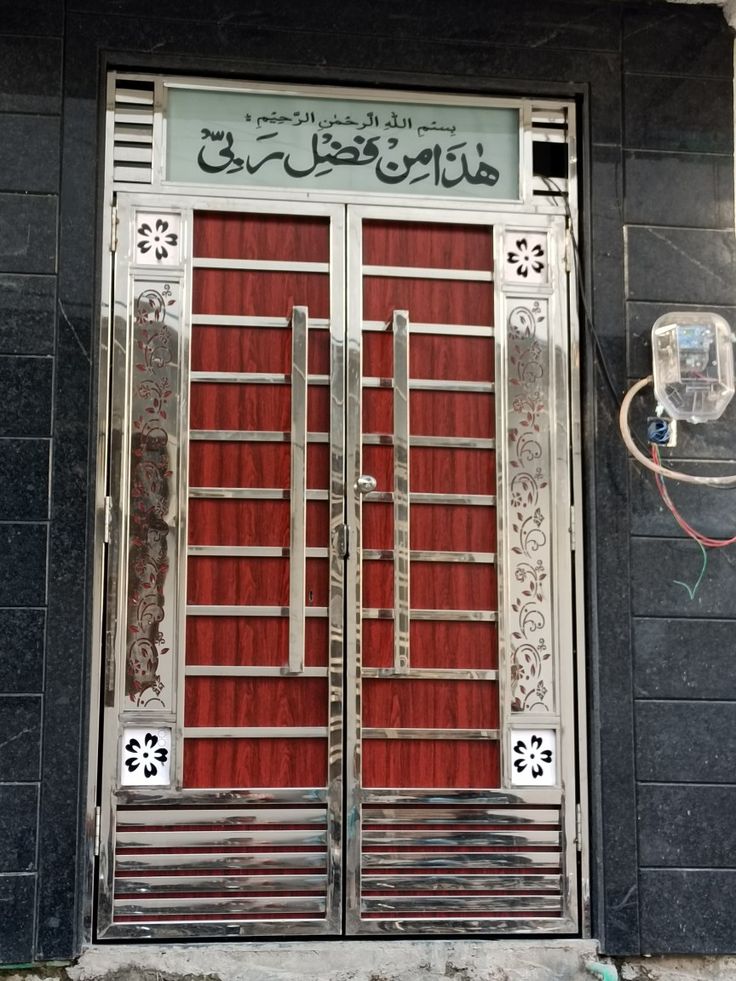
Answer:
[393, 310, 410, 673]
[325, 205, 346, 935]
[289, 305, 309, 674]
[345, 207, 364, 934]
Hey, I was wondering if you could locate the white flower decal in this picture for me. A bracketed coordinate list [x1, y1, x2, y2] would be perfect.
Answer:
[124, 731, 169, 779]
[506, 237, 545, 278]
[137, 218, 178, 261]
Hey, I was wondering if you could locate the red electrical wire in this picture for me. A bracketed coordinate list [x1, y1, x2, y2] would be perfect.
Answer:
[651, 445, 736, 548]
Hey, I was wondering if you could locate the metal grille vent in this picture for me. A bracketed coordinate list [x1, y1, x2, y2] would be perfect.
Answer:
[111, 805, 330, 930]
[359, 803, 564, 924]
[531, 106, 569, 196]
[112, 80, 155, 185]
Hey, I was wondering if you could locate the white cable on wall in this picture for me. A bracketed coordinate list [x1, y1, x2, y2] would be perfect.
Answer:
[619, 375, 736, 487]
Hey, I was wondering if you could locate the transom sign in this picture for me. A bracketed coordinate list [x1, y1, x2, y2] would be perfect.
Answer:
[96, 76, 583, 942]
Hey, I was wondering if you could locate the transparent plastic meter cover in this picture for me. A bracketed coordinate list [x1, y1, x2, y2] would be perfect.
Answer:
[651, 312, 734, 422]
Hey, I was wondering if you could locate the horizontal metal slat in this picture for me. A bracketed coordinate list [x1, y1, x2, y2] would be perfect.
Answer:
[362, 728, 499, 741]
[186, 605, 328, 617]
[185, 666, 329, 678]
[362, 550, 495, 564]
[115, 85, 154, 106]
[190, 315, 330, 328]
[362, 874, 561, 892]
[362, 851, 561, 870]
[362, 609, 496, 622]
[114, 895, 326, 915]
[362, 321, 493, 337]
[187, 546, 328, 558]
[114, 874, 327, 895]
[362, 435, 495, 450]
[363, 265, 492, 282]
[190, 372, 329, 385]
[362, 829, 559, 847]
[363, 808, 559, 825]
[112, 164, 152, 184]
[364, 492, 496, 507]
[361, 894, 562, 913]
[192, 258, 329, 273]
[114, 145, 153, 163]
[113, 107, 154, 126]
[182, 727, 328, 739]
[189, 430, 329, 443]
[117, 829, 327, 849]
[116, 851, 327, 872]
[362, 377, 494, 393]
[188, 488, 328, 501]
[361, 669, 498, 681]
[116, 808, 326, 827]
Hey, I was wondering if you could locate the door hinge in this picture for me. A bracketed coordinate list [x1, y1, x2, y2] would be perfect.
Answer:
[110, 205, 118, 253]
[334, 523, 350, 559]
[569, 504, 576, 551]
[575, 802, 583, 852]
[103, 496, 113, 544]
[94, 806, 101, 857]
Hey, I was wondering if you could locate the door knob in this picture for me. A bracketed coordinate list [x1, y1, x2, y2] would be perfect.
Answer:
[355, 474, 377, 495]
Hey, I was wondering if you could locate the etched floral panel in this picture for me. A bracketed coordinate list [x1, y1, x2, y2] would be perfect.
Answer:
[505, 298, 555, 714]
[503, 230, 548, 286]
[135, 212, 181, 266]
[509, 729, 556, 787]
[120, 726, 172, 787]
[124, 280, 181, 710]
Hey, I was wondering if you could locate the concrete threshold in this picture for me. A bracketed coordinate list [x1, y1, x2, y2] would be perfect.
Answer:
[64, 939, 600, 981]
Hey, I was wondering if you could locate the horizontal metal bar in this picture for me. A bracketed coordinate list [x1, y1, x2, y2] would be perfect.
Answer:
[360, 789, 562, 806]
[362, 550, 495, 564]
[363, 265, 493, 282]
[362, 728, 499, 741]
[362, 829, 559, 847]
[183, 727, 328, 739]
[117, 829, 327, 849]
[192, 258, 329, 273]
[189, 488, 328, 501]
[185, 665, 329, 678]
[113, 123, 154, 144]
[361, 435, 495, 449]
[363, 808, 558, 825]
[361, 669, 498, 681]
[362, 321, 494, 337]
[191, 315, 330, 329]
[186, 605, 328, 617]
[117, 808, 326, 827]
[361, 874, 561, 892]
[190, 430, 329, 443]
[115, 145, 152, 163]
[361, 895, 562, 913]
[190, 372, 328, 386]
[364, 492, 496, 507]
[114, 895, 327, 915]
[361, 852, 561, 870]
[113, 107, 153, 126]
[362, 609, 496, 622]
[114, 874, 328, 895]
[116, 87, 155, 106]
[116, 851, 327, 872]
[362, 378, 494, 393]
[187, 546, 328, 558]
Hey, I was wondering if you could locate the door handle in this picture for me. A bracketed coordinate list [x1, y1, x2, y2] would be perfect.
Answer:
[355, 474, 377, 495]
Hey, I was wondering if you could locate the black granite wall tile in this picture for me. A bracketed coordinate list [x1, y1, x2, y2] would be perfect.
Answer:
[640, 870, 736, 953]
[638, 784, 736, 868]
[66, 0, 623, 51]
[0, 0, 63, 36]
[631, 536, 736, 618]
[0, 275, 56, 356]
[624, 74, 732, 154]
[0, 524, 46, 608]
[0, 194, 57, 275]
[0, 696, 41, 782]
[0, 440, 50, 522]
[0, 874, 34, 963]
[0, 786, 37, 872]
[0, 609, 44, 694]
[636, 700, 736, 783]
[626, 301, 736, 379]
[624, 150, 733, 229]
[626, 226, 736, 307]
[634, 617, 736, 700]
[0, 358, 52, 438]
[0, 116, 60, 195]
[629, 459, 736, 538]
[623, 6, 731, 79]
[0, 37, 62, 114]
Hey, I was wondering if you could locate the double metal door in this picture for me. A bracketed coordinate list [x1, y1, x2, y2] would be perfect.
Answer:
[97, 195, 580, 938]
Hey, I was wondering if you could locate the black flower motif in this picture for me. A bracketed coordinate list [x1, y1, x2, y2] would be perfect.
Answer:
[513, 734, 553, 779]
[137, 219, 178, 261]
[124, 731, 169, 778]
[507, 238, 545, 278]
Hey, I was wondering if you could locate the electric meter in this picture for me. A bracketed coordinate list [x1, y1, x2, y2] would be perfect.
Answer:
[651, 312, 734, 423]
